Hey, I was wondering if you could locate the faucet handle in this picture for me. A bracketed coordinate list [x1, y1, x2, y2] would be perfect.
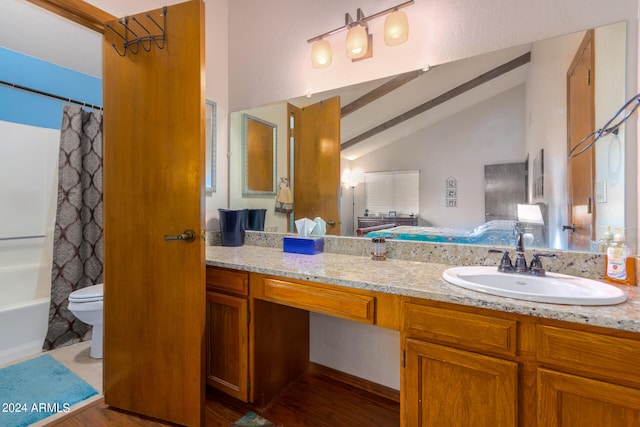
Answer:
[488, 249, 514, 273]
[529, 253, 557, 276]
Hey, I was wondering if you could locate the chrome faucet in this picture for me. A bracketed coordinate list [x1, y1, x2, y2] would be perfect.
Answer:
[489, 232, 556, 276]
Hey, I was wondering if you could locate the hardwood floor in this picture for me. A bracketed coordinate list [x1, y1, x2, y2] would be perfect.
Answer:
[47, 365, 400, 427]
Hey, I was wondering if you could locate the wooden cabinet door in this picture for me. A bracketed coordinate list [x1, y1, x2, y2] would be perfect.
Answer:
[538, 369, 640, 426]
[206, 291, 249, 402]
[404, 338, 518, 427]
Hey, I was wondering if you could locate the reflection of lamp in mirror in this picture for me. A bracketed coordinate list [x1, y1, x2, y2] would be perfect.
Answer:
[517, 204, 544, 246]
[342, 168, 364, 235]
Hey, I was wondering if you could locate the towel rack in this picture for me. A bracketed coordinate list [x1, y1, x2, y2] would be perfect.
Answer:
[105, 6, 167, 57]
[569, 93, 640, 159]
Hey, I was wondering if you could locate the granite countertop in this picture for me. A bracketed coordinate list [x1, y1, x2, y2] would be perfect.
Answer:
[205, 245, 640, 333]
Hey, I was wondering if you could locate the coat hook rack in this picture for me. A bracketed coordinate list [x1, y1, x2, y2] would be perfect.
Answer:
[105, 6, 167, 57]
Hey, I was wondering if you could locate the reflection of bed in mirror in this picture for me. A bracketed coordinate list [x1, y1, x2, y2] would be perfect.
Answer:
[363, 220, 524, 247]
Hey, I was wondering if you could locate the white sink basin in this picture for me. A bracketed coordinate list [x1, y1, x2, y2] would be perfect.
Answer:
[442, 266, 627, 306]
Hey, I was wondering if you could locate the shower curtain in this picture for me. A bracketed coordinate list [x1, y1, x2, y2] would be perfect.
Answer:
[44, 105, 103, 350]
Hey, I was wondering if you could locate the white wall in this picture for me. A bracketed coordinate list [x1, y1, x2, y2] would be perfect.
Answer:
[594, 23, 627, 241]
[349, 85, 526, 229]
[203, 0, 230, 229]
[524, 31, 584, 250]
[1, 1, 102, 77]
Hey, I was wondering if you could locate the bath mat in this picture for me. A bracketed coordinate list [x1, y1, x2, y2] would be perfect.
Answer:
[0, 354, 98, 427]
[231, 411, 281, 427]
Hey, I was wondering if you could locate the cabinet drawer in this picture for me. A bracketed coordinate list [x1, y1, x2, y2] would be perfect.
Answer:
[404, 303, 518, 357]
[206, 267, 249, 297]
[260, 278, 375, 324]
[536, 325, 640, 386]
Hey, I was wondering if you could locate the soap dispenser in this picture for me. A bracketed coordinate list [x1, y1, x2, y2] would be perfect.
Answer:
[598, 226, 614, 253]
[604, 231, 636, 286]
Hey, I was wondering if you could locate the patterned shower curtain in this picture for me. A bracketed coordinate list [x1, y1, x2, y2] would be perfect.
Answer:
[44, 105, 103, 350]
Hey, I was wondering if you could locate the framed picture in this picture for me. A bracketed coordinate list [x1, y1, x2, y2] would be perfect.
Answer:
[388, 211, 397, 217]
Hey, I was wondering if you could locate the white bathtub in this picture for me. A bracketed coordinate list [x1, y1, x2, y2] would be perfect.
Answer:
[0, 264, 50, 366]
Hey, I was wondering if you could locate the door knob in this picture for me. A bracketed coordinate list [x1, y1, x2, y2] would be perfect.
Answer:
[562, 224, 576, 233]
[327, 220, 336, 227]
[164, 229, 196, 243]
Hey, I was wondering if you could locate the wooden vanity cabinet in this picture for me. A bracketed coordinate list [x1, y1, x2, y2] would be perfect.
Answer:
[402, 302, 520, 427]
[205, 267, 311, 405]
[205, 267, 250, 401]
[205, 264, 640, 425]
[401, 299, 640, 427]
[535, 326, 640, 426]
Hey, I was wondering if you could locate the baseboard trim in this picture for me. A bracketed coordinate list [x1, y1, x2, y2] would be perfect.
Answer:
[308, 362, 400, 403]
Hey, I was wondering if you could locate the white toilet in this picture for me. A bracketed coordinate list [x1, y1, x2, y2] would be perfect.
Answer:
[68, 284, 103, 359]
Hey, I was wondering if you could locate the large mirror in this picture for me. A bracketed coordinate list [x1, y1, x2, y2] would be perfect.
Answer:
[230, 21, 635, 253]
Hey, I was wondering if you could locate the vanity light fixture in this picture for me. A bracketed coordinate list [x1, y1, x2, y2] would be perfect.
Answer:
[311, 39, 332, 68]
[345, 11, 370, 59]
[384, 8, 409, 46]
[308, 0, 414, 69]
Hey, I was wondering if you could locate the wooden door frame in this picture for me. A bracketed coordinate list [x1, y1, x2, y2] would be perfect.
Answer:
[26, 0, 114, 33]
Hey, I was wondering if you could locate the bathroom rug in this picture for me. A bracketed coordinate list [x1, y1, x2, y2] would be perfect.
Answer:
[231, 410, 282, 426]
[0, 354, 98, 427]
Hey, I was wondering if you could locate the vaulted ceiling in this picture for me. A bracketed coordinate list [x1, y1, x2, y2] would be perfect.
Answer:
[290, 43, 532, 160]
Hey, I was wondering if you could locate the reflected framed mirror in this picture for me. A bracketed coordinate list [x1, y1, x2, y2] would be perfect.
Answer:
[205, 100, 217, 193]
[242, 113, 277, 196]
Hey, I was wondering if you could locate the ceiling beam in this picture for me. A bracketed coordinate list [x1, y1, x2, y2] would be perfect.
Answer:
[341, 68, 427, 118]
[27, 0, 115, 33]
[341, 52, 531, 151]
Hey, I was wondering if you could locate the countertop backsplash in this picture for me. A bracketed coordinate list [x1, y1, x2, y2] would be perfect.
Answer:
[206, 230, 638, 285]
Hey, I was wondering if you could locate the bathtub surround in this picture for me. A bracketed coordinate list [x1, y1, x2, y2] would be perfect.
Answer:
[45, 106, 104, 351]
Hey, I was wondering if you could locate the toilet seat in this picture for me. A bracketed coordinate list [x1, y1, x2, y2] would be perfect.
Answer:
[69, 284, 103, 303]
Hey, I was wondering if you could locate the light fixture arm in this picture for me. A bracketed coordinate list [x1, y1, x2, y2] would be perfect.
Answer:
[307, 0, 413, 44]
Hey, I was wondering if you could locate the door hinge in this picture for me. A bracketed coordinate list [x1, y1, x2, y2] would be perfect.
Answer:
[247, 308, 250, 324]
[247, 377, 251, 393]
[588, 69, 591, 86]
[402, 349, 406, 368]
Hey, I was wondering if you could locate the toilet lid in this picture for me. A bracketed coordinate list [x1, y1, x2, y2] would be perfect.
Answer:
[69, 284, 103, 303]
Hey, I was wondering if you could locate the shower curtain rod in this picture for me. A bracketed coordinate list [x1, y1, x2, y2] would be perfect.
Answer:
[0, 79, 103, 111]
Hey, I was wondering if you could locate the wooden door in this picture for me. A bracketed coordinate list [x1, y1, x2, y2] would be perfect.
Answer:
[538, 369, 640, 426]
[404, 339, 518, 426]
[206, 291, 249, 402]
[102, 1, 205, 425]
[291, 97, 341, 235]
[567, 30, 595, 250]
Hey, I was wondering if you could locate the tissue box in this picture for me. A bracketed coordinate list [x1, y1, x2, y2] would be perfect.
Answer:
[283, 236, 324, 255]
